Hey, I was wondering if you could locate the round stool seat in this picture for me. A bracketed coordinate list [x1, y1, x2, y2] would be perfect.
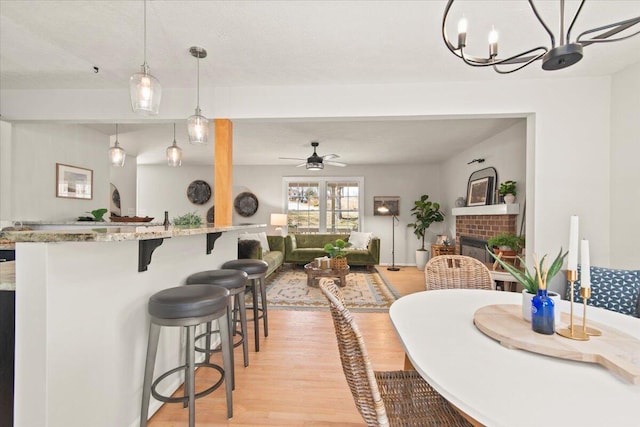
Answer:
[148, 285, 229, 320]
[222, 259, 268, 275]
[186, 269, 248, 291]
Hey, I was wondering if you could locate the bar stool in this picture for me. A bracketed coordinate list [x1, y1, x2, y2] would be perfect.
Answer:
[221, 259, 269, 351]
[140, 285, 233, 427]
[186, 269, 250, 376]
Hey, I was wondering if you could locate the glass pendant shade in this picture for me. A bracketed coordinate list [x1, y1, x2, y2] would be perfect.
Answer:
[187, 108, 209, 144]
[109, 124, 126, 167]
[130, 65, 161, 115]
[167, 143, 182, 167]
[167, 124, 182, 167]
[109, 142, 126, 167]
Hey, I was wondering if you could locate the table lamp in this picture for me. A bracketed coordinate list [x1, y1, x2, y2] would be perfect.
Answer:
[270, 213, 288, 236]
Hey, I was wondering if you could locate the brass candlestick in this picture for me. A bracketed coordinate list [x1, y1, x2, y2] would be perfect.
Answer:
[579, 286, 602, 336]
[557, 270, 589, 341]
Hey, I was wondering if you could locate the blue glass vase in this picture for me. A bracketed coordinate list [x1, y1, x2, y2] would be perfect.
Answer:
[531, 289, 555, 335]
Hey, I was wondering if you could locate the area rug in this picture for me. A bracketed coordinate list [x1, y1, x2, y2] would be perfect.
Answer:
[263, 266, 401, 312]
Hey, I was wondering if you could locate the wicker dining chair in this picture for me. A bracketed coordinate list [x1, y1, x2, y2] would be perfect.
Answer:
[425, 255, 494, 291]
[319, 279, 472, 427]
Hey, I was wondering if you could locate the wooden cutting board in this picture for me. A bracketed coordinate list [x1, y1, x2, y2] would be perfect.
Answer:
[474, 304, 640, 385]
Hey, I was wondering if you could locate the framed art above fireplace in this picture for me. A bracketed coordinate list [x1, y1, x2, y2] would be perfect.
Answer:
[466, 167, 497, 206]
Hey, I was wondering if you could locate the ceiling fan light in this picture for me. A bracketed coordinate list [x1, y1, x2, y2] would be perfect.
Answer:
[306, 162, 324, 170]
[129, 65, 161, 115]
[187, 108, 209, 144]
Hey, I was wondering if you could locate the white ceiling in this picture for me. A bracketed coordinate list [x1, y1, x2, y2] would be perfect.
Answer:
[2, 1, 639, 165]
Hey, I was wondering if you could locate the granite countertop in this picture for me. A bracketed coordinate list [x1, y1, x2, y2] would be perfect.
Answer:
[0, 224, 265, 244]
[20, 220, 164, 226]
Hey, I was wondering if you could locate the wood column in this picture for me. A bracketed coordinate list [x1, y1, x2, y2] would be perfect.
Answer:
[214, 119, 233, 226]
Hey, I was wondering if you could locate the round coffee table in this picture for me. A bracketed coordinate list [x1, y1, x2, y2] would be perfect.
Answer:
[303, 263, 350, 287]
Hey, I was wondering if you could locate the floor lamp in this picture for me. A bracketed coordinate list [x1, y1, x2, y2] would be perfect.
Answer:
[388, 214, 400, 271]
[377, 205, 400, 271]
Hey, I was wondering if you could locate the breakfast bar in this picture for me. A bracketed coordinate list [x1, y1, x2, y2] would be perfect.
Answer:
[0, 224, 262, 427]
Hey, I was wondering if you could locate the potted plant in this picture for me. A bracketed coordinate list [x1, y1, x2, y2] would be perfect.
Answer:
[77, 208, 108, 222]
[499, 180, 517, 204]
[407, 194, 445, 271]
[324, 239, 351, 269]
[488, 247, 567, 322]
[487, 233, 524, 260]
[172, 212, 202, 227]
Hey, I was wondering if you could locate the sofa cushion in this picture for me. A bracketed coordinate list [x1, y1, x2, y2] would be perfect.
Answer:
[239, 231, 270, 253]
[566, 265, 640, 317]
[348, 231, 372, 249]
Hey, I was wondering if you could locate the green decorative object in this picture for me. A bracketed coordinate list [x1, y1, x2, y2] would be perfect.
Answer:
[323, 239, 351, 258]
[487, 233, 525, 252]
[488, 247, 567, 294]
[78, 208, 108, 222]
[172, 212, 203, 227]
[407, 194, 444, 251]
[499, 180, 517, 196]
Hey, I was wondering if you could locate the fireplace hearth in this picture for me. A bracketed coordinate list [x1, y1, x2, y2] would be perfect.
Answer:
[460, 236, 491, 264]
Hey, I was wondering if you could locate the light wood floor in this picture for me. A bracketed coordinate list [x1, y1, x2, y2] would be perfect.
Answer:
[147, 266, 425, 427]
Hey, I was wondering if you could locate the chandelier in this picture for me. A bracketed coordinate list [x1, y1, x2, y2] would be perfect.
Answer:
[442, 0, 640, 74]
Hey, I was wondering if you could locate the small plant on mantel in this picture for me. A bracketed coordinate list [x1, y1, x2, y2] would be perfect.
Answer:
[499, 180, 517, 196]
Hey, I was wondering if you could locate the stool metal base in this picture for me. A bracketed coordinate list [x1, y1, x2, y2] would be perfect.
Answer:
[151, 362, 224, 404]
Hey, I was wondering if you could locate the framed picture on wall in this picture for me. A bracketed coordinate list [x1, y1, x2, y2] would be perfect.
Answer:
[373, 196, 400, 216]
[467, 177, 491, 206]
[56, 163, 93, 200]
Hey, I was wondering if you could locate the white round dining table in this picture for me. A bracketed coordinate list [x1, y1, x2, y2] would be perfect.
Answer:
[389, 289, 640, 427]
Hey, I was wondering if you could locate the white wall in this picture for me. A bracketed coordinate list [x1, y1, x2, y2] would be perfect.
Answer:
[0, 120, 13, 227]
[232, 164, 441, 266]
[109, 153, 137, 216]
[10, 123, 110, 221]
[0, 74, 619, 267]
[610, 62, 640, 269]
[137, 165, 214, 222]
[440, 120, 527, 239]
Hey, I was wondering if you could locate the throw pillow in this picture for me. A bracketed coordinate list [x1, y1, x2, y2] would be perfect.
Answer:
[239, 232, 270, 254]
[566, 265, 640, 317]
[348, 231, 372, 250]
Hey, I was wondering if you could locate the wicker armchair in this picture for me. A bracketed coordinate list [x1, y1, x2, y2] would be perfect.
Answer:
[319, 280, 472, 427]
[425, 255, 494, 291]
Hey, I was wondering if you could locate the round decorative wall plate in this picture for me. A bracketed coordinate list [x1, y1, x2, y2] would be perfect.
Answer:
[234, 192, 259, 217]
[187, 180, 212, 205]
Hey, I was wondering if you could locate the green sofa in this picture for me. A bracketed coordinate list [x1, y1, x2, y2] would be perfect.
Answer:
[284, 233, 380, 268]
[238, 235, 285, 278]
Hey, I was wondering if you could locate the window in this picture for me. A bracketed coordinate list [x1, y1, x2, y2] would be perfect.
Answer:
[284, 177, 363, 233]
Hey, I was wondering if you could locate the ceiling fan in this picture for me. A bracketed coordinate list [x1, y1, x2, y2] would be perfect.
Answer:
[279, 142, 347, 170]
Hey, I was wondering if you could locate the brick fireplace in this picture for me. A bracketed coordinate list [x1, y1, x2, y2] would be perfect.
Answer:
[452, 205, 520, 257]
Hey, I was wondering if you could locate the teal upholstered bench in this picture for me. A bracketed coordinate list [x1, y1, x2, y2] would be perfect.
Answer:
[566, 265, 640, 318]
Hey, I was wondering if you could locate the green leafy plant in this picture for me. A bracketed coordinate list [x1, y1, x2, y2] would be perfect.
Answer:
[323, 239, 351, 258]
[488, 247, 567, 293]
[78, 208, 108, 222]
[487, 233, 525, 252]
[407, 194, 445, 251]
[172, 212, 202, 227]
[499, 180, 517, 196]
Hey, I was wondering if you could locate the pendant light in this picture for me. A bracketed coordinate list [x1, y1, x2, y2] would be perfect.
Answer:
[187, 46, 209, 144]
[108, 124, 126, 167]
[129, 0, 161, 115]
[166, 123, 182, 167]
